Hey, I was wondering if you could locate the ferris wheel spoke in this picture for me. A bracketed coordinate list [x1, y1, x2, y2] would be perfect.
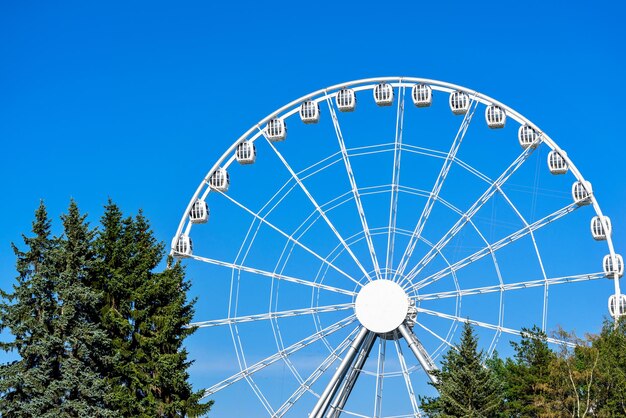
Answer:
[392, 99, 479, 283]
[274, 326, 362, 418]
[498, 190, 551, 331]
[373, 337, 386, 418]
[217, 191, 363, 288]
[416, 307, 576, 347]
[403, 142, 541, 283]
[414, 321, 456, 350]
[385, 85, 406, 280]
[415, 272, 605, 301]
[265, 138, 373, 281]
[189, 254, 356, 296]
[326, 97, 383, 281]
[393, 333, 422, 417]
[203, 315, 357, 398]
[408, 202, 579, 292]
[189, 303, 354, 328]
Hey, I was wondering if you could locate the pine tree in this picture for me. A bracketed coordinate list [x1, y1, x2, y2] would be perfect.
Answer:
[0, 202, 60, 416]
[421, 322, 503, 417]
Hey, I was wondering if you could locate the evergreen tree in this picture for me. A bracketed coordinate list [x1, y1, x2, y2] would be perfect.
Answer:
[50, 201, 114, 417]
[0, 202, 60, 416]
[0, 201, 115, 417]
[421, 322, 503, 417]
[502, 325, 556, 417]
[93, 202, 138, 414]
[95, 203, 211, 417]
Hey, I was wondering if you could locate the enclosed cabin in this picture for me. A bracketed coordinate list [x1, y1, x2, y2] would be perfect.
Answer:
[336, 88, 356, 112]
[266, 118, 287, 142]
[603, 254, 624, 278]
[236, 141, 256, 165]
[518, 125, 540, 149]
[590, 215, 612, 241]
[189, 199, 209, 224]
[449, 91, 470, 115]
[299, 100, 320, 124]
[572, 180, 592, 206]
[173, 234, 193, 257]
[548, 150, 568, 174]
[209, 168, 230, 192]
[485, 105, 506, 129]
[608, 293, 626, 319]
[373, 82, 394, 107]
[411, 83, 432, 107]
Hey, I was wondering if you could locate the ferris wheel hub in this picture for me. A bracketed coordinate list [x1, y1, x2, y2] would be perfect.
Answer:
[354, 280, 410, 334]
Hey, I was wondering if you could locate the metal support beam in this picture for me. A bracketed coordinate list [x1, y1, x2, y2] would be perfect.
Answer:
[309, 326, 370, 418]
[327, 332, 377, 418]
[397, 323, 438, 384]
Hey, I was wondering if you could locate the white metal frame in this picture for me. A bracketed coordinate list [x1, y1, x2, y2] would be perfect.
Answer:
[170, 77, 621, 417]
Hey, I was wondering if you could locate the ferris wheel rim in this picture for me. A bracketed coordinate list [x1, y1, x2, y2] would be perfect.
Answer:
[176, 76, 621, 416]
[172, 77, 620, 297]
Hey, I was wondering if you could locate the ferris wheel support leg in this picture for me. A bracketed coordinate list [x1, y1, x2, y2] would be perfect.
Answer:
[327, 332, 377, 418]
[397, 323, 439, 384]
[309, 327, 370, 418]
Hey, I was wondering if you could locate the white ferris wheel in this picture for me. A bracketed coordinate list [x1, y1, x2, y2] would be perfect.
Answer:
[172, 77, 624, 417]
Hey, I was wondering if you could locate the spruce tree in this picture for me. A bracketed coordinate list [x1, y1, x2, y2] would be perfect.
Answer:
[93, 201, 138, 414]
[0, 201, 115, 417]
[95, 204, 211, 417]
[0, 202, 60, 416]
[50, 201, 114, 417]
[131, 212, 210, 417]
[503, 325, 556, 417]
[421, 322, 503, 417]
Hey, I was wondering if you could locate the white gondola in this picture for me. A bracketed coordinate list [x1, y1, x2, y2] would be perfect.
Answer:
[173, 234, 193, 257]
[189, 199, 209, 224]
[485, 105, 506, 129]
[518, 125, 540, 149]
[603, 254, 624, 278]
[572, 180, 592, 206]
[299, 100, 320, 124]
[608, 294, 626, 318]
[373, 82, 394, 107]
[266, 118, 287, 142]
[411, 83, 432, 107]
[548, 150, 568, 174]
[336, 88, 356, 112]
[209, 168, 230, 192]
[449, 91, 470, 115]
[236, 141, 256, 165]
[590, 216, 612, 241]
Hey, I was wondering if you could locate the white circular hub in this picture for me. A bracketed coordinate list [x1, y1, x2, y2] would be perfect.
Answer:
[355, 280, 409, 333]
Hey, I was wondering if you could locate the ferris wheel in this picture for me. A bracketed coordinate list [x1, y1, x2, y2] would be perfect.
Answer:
[172, 77, 624, 417]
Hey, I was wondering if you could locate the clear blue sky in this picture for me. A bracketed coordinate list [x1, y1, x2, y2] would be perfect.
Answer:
[1, 1, 625, 417]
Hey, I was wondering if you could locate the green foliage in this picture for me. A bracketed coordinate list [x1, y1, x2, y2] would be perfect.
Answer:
[502, 325, 556, 417]
[1, 201, 211, 417]
[592, 318, 626, 416]
[0, 201, 114, 417]
[94, 202, 211, 417]
[421, 322, 503, 417]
